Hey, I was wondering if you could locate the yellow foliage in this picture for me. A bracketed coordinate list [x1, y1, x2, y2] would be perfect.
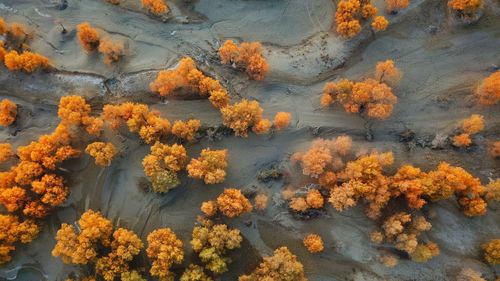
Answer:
[485, 179, 500, 202]
[31, 174, 68, 207]
[306, 189, 324, 209]
[85, 142, 118, 166]
[375, 60, 401, 86]
[482, 239, 500, 264]
[0, 215, 39, 264]
[201, 200, 218, 217]
[187, 148, 228, 184]
[180, 264, 213, 281]
[461, 114, 484, 134]
[58, 95, 103, 135]
[191, 219, 242, 274]
[220, 99, 264, 137]
[142, 142, 187, 192]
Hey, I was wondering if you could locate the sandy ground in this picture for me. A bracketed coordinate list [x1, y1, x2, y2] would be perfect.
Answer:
[0, 0, 499, 280]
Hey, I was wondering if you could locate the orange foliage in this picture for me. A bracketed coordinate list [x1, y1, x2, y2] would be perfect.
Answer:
[172, 119, 201, 142]
[221, 99, 267, 137]
[8, 23, 28, 43]
[380, 254, 398, 267]
[476, 71, 500, 106]
[0, 187, 27, 212]
[448, 0, 482, 18]
[85, 142, 118, 166]
[375, 60, 402, 86]
[219, 40, 269, 80]
[461, 114, 484, 134]
[329, 152, 394, 219]
[489, 141, 500, 158]
[0, 215, 39, 264]
[141, 0, 169, 15]
[3, 50, 50, 73]
[150, 57, 229, 108]
[190, 218, 242, 274]
[0, 42, 5, 62]
[201, 200, 218, 217]
[0, 99, 17, 127]
[215, 188, 253, 218]
[102, 102, 170, 144]
[293, 136, 352, 178]
[147, 228, 184, 280]
[187, 148, 228, 184]
[52, 210, 113, 264]
[142, 142, 187, 192]
[273, 112, 292, 130]
[289, 197, 309, 212]
[252, 119, 272, 135]
[335, 0, 385, 38]
[58, 95, 103, 135]
[385, 0, 410, 12]
[31, 174, 68, 207]
[452, 133, 472, 147]
[0, 143, 14, 164]
[98, 37, 124, 64]
[254, 193, 269, 210]
[0, 18, 6, 35]
[77, 22, 100, 52]
[371, 16, 389, 31]
[303, 234, 324, 253]
[306, 189, 324, 208]
[485, 179, 500, 202]
[239, 247, 307, 281]
[482, 239, 500, 264]
[321, 61, 400, 119]
[457, 268, 487, 281]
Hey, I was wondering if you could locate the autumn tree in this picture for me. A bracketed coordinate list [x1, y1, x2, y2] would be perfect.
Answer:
[218, 40, 269, 80]
[102, 102, 170, 144]
[150, 57, 230, 109]
[448, 0, 482, 21]
[187, 148, 228, 184]
[385, 0, 410, 13]
[172, 119, 201, 142]
[77, 22, 100, 52]
[58, 95, 103, 135]
[239, 246, 307, 281]
[371, 16, 389, 32]
[292, 136, 352, 178]
[335, 0, 388, 38]
[0, 143, 14, 163]
[481, 239, 500, 264]
[321, 61, 400, 119]
[476, 71, 500, 106]
[485, 179, 499, 202]
[98, 37, 124, 64]
[201, 188, 252, 218]
[254, 193, 269, 210]
[221, 99, 266, 137]
[3, 50, 50, 73]
[273, 112, 292, 130]
[52, 210, 113, 264]
[452, 114, 484, 147]
[180, 264, 213, 281]
[0, 99, 17, 127]
[142, 142, 188, 192]
[489, 141, 500, 158]
[141, 0, 169, 15]
[457, 268, 486, 281]
[0, 214, 39, 264]
[147, 228, 184, 280]
[85, 142, 118, 166]
[303, 234, 324, 253]
[191, 218, 242, 274]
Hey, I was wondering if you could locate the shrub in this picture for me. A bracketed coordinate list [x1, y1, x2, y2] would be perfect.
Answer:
[303, 234, 324, 253]
[476, 71, 500, 106]
[0, 99, 17, 127]
[187, 149, 228, 184]
[85, 142, 118, 166]
[219, 40, 269, 80]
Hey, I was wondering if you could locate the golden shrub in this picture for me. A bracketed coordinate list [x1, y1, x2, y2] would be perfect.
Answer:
[273, 112, 292, 130]
[0, 143, 14, 163]
[187, 148, 228, 184]
[141, 0, 169, 15]
[219, 40, 269, 80]
[85, 142, 118, 166]
[98, 37, 124, 64]
[482, 239, 500, 264]
[172, 119, 201, 142]
[371, 16, 389, 32]
[476, 71, 500, 106]
[216, 188, 253, 218]
[303, 234, 324, 253]
[147, 228, 183, 280]
[77, 22, 100, 52]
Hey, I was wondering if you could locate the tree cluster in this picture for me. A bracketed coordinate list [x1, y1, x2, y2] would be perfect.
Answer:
[218, 40, 270, 81]
[190, 218, 243, 274]
[172, 119, 201, 142]
[335, 0, 389, 38]
[239, 246, 307, 281]
[321, 60, 401, 119]
[288, 189, 325, 212]
[141, 0, 169, 15]
[52, 210, 146, 280]
[150, 57, 230, 109]
[481, 239, 500, 265]
[0, 214, 39, 264]
[201, 188, 252, 218]
[448, 0, 482, 21]
[451, 114, 484, 147]
[0, 18, 50, 73]
[385, 0, 410, 13]
[146, 228, 184, 280]
[76, 22, 124, 64]
[85, 142, 118, 167]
